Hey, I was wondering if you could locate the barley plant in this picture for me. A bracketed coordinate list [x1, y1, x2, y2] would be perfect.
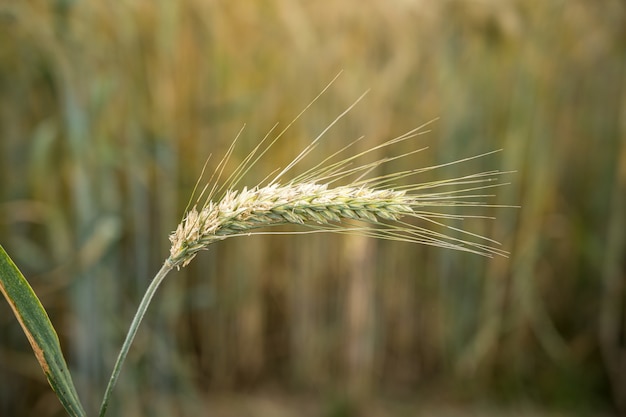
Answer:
[0, 78, 511, 417]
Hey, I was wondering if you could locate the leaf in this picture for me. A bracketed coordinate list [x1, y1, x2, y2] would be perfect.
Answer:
[0, 245, 86, 417]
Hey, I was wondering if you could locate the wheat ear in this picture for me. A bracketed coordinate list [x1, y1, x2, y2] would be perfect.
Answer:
[168, 174, 507, 270]
[164, 89, 511, 268]
[165, 89, 510, 269]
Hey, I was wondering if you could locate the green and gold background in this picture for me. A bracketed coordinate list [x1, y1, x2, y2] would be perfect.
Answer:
[1, 1, 624, 416]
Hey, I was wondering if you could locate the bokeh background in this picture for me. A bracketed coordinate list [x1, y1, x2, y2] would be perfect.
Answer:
[1, 1, 625, 416]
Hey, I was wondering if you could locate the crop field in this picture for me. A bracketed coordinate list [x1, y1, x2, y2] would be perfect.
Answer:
[0, 1, 624, 416]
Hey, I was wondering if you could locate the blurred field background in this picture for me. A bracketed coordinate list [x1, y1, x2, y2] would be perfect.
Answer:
[1, 0, 625, 416]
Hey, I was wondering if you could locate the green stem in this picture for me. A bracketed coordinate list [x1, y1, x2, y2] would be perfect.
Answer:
[98, 260, 174, 417]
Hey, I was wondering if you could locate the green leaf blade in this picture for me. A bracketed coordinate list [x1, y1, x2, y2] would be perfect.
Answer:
[0, 245, 86, 417]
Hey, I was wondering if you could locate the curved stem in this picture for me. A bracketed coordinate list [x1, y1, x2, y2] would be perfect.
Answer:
[98, 260, 174, 417]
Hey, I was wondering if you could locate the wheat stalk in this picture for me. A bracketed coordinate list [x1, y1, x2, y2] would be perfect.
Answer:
[99, 77, 512, 416]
